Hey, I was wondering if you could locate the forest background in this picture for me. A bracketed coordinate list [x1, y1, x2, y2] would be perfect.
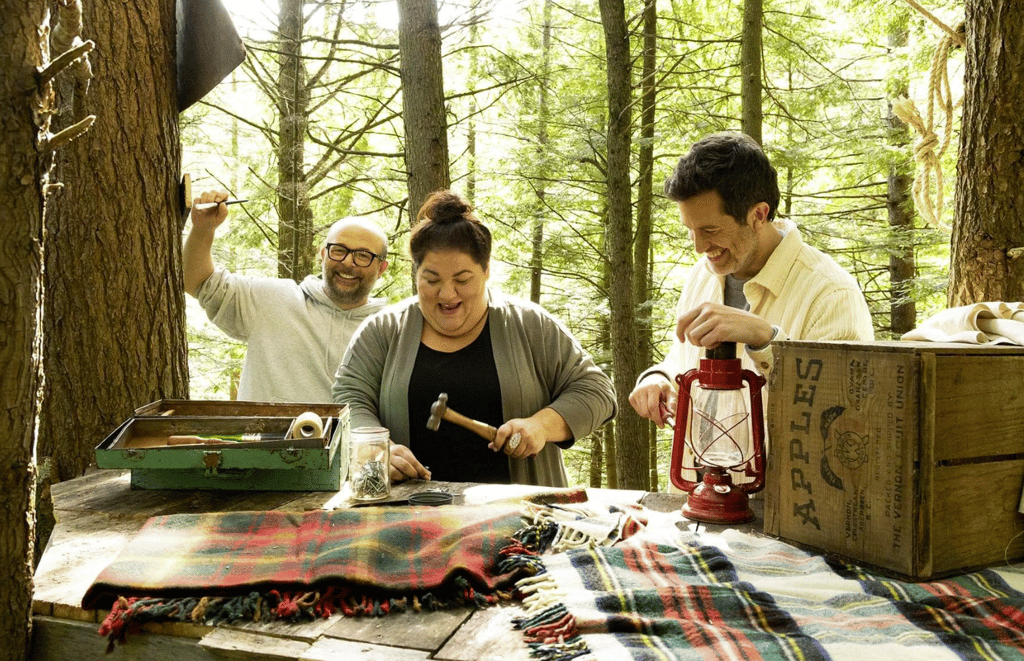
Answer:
[183, 0, 956, 490]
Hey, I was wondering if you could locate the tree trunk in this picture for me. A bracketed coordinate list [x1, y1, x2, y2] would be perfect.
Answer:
[740, 0, 763, 144]
[599, 0, 647, 489]
[1, 2, 53, 657]
[466, 7, 480, 204]
[589, 427, 605, 488]
[598, 265, 616, 488]
[887, 13, 916, 335]
[783, 67, 793, 215]
[531, 0, 553, 304]
[466, 111, 477, 203]
[41, 0, 189, 481]
[636, 0, 657, 490]
[397, 0, 450, 224]
[277, 0, 313, 281]
[949, 0, 1024, 305]
[230, 73, 241, 193]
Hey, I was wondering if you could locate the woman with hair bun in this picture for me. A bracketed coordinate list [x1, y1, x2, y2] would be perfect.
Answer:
[333, 189, 615, 487]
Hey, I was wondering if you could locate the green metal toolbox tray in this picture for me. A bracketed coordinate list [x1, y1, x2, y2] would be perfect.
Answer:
[132, 399, 341, 418]
[95, 400, 349, 491]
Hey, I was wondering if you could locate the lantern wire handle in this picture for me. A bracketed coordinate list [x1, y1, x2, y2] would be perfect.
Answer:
[691, 405, 750, 469]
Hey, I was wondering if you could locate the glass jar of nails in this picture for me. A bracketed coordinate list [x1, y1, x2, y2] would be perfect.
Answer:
[348, 427, 391, 501]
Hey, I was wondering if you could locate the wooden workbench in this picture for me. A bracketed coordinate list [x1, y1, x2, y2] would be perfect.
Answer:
[31, 469, 760, 661]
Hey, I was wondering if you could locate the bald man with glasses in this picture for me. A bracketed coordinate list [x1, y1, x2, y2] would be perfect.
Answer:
[184, 189, 390, 403]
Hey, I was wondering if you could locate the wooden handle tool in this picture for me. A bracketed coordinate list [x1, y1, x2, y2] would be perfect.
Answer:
[192, 199, 248, 211]
[425, 393, 497, 442]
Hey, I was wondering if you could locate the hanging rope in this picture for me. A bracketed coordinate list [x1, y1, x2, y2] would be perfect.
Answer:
[901, 0, 965, 48]
[891, 0, 964, 234]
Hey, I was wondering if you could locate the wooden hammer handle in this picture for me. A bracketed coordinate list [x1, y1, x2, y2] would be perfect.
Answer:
[442, 410, 497, 442]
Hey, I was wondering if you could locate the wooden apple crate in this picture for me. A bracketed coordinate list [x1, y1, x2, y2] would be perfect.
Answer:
[765, 340, 1024, 580]
[95, 400, 349, 491]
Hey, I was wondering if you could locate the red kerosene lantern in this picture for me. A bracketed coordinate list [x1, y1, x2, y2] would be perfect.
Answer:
[669, 342, 767, 524]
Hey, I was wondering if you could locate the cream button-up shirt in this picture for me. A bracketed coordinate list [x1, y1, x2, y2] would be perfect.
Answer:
[641, 218, 874, 387]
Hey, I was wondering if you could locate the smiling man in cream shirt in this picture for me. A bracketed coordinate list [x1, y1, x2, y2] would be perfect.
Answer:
[630, 132, 874, 428]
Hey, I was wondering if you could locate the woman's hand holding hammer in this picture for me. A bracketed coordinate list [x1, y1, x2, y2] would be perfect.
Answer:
[490, 408, 571, 459]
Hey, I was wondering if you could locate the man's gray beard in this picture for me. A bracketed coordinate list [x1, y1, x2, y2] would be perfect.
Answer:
[325, 274, 371, 307]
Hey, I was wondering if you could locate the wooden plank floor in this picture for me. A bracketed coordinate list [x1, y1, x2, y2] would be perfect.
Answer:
[32, 468, 743, 660]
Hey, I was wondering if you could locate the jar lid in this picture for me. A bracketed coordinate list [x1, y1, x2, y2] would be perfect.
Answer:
[408, 491, 453, 506]
[351, 426, 390, 441]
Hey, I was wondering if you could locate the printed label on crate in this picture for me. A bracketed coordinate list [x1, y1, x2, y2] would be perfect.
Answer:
[769, 346, 917, 574]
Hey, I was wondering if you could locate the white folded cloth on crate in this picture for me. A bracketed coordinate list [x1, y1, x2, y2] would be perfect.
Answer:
[901, 301, 1024, 345]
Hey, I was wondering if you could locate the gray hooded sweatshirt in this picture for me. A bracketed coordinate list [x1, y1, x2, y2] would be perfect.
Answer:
[197, 269, 386, 402]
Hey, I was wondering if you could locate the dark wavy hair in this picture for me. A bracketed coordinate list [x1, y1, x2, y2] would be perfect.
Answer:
[410, 190, 492, 269]
[663, 132, 780, 224]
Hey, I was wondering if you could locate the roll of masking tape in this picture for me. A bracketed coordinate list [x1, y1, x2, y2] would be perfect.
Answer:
[289, 411, 324, 440]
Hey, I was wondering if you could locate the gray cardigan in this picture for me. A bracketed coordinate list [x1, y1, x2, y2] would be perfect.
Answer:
[332, 290, 616, 487]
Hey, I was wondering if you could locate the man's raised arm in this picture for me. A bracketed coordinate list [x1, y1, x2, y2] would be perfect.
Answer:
[183, 189, 229, 296]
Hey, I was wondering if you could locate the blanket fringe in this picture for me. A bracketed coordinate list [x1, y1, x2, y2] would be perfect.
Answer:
[513, 603, 587, 660]
[521, 501, 647, 552]
[98, 577, 513, 649]
[507, 542, 587, 660]
[517, 573, 564, 613]
[514, 518, 561, 554]
[524, 636, 590, 661]
[504, 507, 613, 660]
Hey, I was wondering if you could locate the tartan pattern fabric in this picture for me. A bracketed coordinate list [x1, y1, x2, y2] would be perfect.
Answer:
[512, 512, 1024, 661]
[83, 504, 523, 609]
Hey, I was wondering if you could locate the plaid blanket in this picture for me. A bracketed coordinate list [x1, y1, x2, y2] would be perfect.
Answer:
[85, 504, 524, 647]
[511, 508, 1024, 661]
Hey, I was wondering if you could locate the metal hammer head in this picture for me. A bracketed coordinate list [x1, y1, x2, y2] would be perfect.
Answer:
[426, 392, 449, 431]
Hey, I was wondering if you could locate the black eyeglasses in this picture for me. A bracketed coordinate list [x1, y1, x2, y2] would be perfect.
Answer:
[325, 243, 383, 267]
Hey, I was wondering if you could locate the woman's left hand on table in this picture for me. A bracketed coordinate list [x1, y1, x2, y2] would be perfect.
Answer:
[389, 442, 431, 483]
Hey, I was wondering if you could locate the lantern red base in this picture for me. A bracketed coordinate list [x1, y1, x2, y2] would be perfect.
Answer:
[681, 472, 755, 525]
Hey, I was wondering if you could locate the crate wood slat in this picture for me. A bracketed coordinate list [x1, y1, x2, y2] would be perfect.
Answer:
[931, 354, 1024, 459]
[931, 460, 1024, 573]
[917, 351, 937, 579]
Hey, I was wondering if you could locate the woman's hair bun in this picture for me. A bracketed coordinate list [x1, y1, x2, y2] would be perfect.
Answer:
[418, 190, 474, 224]
[410, 189, 491, 268]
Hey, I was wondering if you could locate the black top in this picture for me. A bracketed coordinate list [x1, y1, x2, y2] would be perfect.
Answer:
[406, 319, 511, 483]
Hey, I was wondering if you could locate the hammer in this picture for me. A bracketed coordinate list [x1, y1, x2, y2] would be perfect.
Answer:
[426, 393, 497, 442]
